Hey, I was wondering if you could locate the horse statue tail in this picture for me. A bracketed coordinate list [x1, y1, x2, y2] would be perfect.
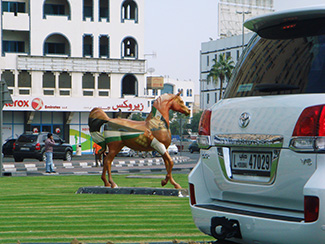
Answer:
[88, 108, 110, 151]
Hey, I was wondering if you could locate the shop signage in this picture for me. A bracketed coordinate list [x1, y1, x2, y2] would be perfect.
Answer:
[3, 96, 151, 113]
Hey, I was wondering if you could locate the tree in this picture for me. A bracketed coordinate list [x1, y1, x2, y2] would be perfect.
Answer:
[130, 113, 145, 121]
[207, 53, 235, 100]
[187, 111, 203, 133]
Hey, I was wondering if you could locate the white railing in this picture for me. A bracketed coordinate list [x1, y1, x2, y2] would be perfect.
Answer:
[17, 56, 146, 74]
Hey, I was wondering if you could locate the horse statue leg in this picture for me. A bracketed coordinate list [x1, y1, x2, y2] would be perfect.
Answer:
[101, 142, 124, 188]
[161, 152, 181, 189]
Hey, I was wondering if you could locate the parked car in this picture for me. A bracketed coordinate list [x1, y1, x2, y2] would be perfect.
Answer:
[167, 143, 178, 154]
[13, 132, 73, 162]
[117, 146, 135, 157]
[189, 7, 325, 244]
[188, 141, 200, 153]
[2, 139, 16, 156]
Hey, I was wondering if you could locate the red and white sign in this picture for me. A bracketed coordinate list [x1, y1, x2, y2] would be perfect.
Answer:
[55, 128, 61, 134]
[33, 127, 39, 133]
[32, 98, 44, 111]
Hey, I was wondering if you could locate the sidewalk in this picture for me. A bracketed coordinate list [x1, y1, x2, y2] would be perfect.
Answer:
[2, 155, 195, 176]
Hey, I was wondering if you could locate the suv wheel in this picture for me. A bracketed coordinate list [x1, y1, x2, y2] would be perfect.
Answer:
[39, 151, 46, 162]
[14, 156, 23, 162]
[64, 150, 72, 162]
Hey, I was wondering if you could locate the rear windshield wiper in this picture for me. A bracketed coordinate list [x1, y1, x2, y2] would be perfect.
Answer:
[254, 83, 300, 92]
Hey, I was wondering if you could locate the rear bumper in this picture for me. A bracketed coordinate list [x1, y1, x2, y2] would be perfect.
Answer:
[188, 154, 325, 244]
[190, 203, 324, 244]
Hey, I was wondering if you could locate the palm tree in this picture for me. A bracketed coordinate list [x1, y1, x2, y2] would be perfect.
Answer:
[207, 53, 235, 100]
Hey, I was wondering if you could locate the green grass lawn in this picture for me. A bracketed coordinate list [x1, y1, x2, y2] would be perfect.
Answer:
[0, 174, 213, 244]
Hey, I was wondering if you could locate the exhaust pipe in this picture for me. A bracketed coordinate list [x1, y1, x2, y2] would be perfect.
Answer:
[210, 217, 242, 240]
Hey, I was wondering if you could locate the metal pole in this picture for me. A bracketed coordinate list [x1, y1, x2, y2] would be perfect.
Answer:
[0, 81, 3, 177]
[242, 12, 245, 51]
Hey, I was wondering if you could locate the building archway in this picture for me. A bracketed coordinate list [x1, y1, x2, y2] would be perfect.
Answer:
[121, 74, 138, 97]
[43, 33, 71, 56]
[121, 37, 137, 58]
[121, 0, 138, 23]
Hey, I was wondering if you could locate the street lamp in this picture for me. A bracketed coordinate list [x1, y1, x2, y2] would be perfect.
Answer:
[236, 11, 251, 51]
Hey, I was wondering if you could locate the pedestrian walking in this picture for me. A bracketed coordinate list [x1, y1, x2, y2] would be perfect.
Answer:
[93, 142, 103, 166]
[45, 133, 56, 173]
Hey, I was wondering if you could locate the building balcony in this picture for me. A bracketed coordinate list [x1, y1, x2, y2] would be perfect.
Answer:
[17, 56, 146, 74]
[2, 12, 29, 31]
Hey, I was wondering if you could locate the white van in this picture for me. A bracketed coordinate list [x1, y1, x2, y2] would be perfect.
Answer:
[189, 6, 325, 244]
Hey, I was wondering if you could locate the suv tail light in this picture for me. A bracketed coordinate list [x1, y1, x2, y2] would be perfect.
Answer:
[290, 104, 325, 152]
[197, 110, 211, 148]
[13, 142, 16, 150]
[189, 183, 196, 205]
[35, 143, 41, 150]
[304, 196, 319, 222]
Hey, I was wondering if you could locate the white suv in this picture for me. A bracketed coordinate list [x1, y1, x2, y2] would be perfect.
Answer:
[189, 6, 325, 244]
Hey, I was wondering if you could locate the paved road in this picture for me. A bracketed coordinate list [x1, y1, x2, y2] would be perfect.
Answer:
[2, 151, 200, 177]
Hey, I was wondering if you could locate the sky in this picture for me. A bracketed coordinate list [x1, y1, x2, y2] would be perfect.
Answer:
[144, 0, 325, 94]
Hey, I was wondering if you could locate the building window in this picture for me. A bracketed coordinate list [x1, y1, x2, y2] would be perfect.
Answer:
[98, 73, 110, 89]
[43, 71, 55, 88]
[59, 72, 71, 89]
[99, 0, 109, 21]
[44, 4, 64, 15]
[99, 35, 109, 58]
[43, 1, 70, 19]
[3, 41, 24, 54]
[83, 0, 93, 21]
[18, 70, 31, 95]
[83, 35, 93, 57]
[122, 37, 137, 58]
[18, 71, 31, 87]
[207, 93, 210, 104]
[226, 51, 231, 60]
[98, 73, 110, 97]
[178, 88, 184, 96]
[161, 84, 174, 94]
[44, 43, 65, 55]
[1, 70, 14, 87]
[215, 92, 217, 103]
[122, 74, 137, 96]
[44, 34, 70, 56]
[59, 72, 71, 96]
[207, 56, 209, 66]
[121, 0, 138, 23]
[2, 1, 25, 15]
[82, 72, 94, 96]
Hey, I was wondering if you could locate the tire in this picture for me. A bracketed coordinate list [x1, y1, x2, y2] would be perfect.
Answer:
[64, 150, 72, 161]
[14, 156, 23, 162]
[39, 151, 46, 162]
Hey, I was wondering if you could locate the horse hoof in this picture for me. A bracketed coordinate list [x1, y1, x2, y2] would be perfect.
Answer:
[104, 184, 111, 187]
[111, 184, 118, 188]
[161, 180, 167, 187]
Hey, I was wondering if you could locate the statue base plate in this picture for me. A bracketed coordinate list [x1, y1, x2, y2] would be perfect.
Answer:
[76, 186, 188, 197]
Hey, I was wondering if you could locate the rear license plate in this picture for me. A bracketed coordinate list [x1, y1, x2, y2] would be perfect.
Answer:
[232, 152, 272, 177]
[20, 147, 29, 151]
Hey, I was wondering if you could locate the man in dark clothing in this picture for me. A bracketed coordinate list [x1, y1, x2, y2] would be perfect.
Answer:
[45, 133, 56, 173]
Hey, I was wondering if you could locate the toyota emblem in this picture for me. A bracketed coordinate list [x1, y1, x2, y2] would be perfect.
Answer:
[239, 112, 251, 128]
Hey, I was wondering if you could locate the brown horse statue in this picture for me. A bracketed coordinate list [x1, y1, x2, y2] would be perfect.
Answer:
[88, 92, 190, 189]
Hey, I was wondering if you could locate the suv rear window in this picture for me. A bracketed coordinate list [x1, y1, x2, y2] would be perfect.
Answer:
[224, 34, 325, 98]
[17, 135, 38, 143]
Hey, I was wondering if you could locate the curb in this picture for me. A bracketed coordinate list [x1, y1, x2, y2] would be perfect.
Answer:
[2, 156, 192, 176]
